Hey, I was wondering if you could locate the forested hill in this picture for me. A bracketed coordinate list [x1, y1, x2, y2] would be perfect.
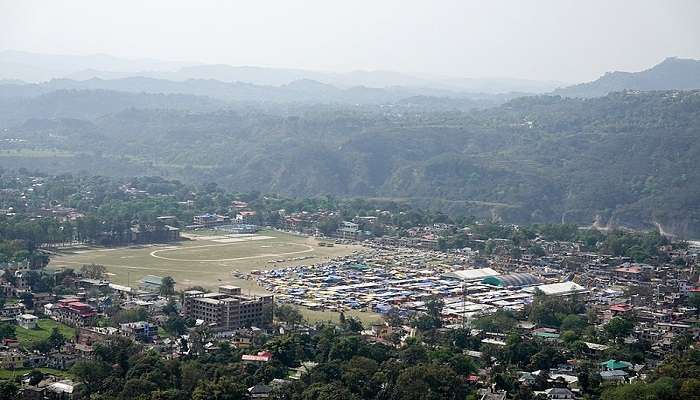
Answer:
[0, 77, 508, 108]
[0, 89, 699, 237]
[553, 57, 700, 98]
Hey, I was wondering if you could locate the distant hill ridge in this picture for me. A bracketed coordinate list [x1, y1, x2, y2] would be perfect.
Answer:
[0, 50, 565, 93]
[0, 76, 515, 108]
[553, 57, 700, 97]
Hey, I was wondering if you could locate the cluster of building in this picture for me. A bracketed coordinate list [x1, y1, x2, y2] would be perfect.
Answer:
[256, 247, 587, 323]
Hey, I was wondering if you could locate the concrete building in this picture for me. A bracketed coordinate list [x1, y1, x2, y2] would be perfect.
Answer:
[184, 286, 273, 331]
[336, 221, 361, 239]
[193, 213, 231, 228]
[120, 321, 157, 342]
[443, 268, 500, 281]
[16, 313, 38, 329]
[53, 300, 97, 327]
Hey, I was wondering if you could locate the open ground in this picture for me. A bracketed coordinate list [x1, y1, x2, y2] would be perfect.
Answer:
[49, 230, 360, 293]
[48, 230, 379, 323]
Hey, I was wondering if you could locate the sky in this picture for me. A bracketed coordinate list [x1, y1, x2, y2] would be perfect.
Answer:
[1, 0, 699, 83]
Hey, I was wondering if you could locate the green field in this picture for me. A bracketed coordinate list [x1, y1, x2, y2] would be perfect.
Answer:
[298, 308, 383, 326]
[0, 367, 72, 380]
[49, 230, 362, 293]
[15, 319, 75, 348]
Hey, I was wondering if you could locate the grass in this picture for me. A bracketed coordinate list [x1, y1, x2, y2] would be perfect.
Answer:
[299, 308, 383, 326]
[15, 319, 75, 348]
[0, 367, 72, 380]
[49, 230, 380, 322]
[157, 326, 171, 338]
[49, 230, 361, 293]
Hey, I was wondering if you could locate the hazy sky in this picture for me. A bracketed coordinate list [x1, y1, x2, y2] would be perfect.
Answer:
[1, 0, 699, 82]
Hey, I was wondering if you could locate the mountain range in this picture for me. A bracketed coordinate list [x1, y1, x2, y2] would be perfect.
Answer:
[3, 51, 700, 101]
[0, 50, 564, 93]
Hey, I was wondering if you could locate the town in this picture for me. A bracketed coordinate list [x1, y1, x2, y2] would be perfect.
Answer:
[0, 173, 698, 400]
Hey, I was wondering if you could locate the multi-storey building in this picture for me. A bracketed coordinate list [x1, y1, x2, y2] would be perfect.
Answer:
[183, 286, 273, 331]
[52, 299, 97, 327]
[192, 213, 231, 228]
[120, 321, 157, 342]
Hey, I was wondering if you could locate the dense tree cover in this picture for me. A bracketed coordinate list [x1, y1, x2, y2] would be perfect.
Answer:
[1, 90, 699, 236]
[59, 326, 479, 400]
[599, 229, 669, 263]
[473, 309, 517, 333]
[527, 290, 585, 328]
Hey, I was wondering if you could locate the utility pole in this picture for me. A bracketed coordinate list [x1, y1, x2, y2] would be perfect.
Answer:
[462, 280, 466, 329]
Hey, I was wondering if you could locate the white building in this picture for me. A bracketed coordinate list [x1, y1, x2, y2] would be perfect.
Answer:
[16, 313, 38, 329]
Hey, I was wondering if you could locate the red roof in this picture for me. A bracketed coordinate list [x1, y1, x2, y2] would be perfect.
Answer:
[241, 351, 272, 362]
[610, 303, 633, 312]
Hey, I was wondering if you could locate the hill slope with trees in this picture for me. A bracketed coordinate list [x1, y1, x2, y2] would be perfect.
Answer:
[0, 89, 698, 237]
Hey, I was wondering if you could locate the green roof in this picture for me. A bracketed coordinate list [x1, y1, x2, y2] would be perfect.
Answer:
[482, 273, 541, 287]
[600, 359, 632, 370]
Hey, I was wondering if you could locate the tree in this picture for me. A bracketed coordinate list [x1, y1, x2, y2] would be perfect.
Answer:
[605, 317, 634, 340]
[48, 327, 66, 349]
[393, 364, 467, 400]
[317, 218, 339, 237]
[276, 304, 304, 326]
[20, 292, 34, 309]
[560, 314, 587, 333]
[160, 276, 175, 297]
[70, 360, 112, 390]
[165, 315, 187, 336]
[192, 377, 248, 400]
[689, 293, 700, 316]
[120, 378, 158, 399]
[0, 323, 16, 340]
[425, 296, 445, 328]
[342, 317, 363, 333]
[679, 378, 700, 399]
[0, 381, 18, 400]
[528, 245, 546, 257]
[27, 369, 44, 385]
[80, 263, 107, 280]
[162, 299, 177, 315]
[300, 382, 359, 400]
[473, 309, 517, 333]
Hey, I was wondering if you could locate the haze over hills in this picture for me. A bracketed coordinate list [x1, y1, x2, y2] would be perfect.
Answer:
[0, 77, 516, 112]
[0, 50, 193, 83]
[554, 57, 700, 97]
[0, 50, 565, 94]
